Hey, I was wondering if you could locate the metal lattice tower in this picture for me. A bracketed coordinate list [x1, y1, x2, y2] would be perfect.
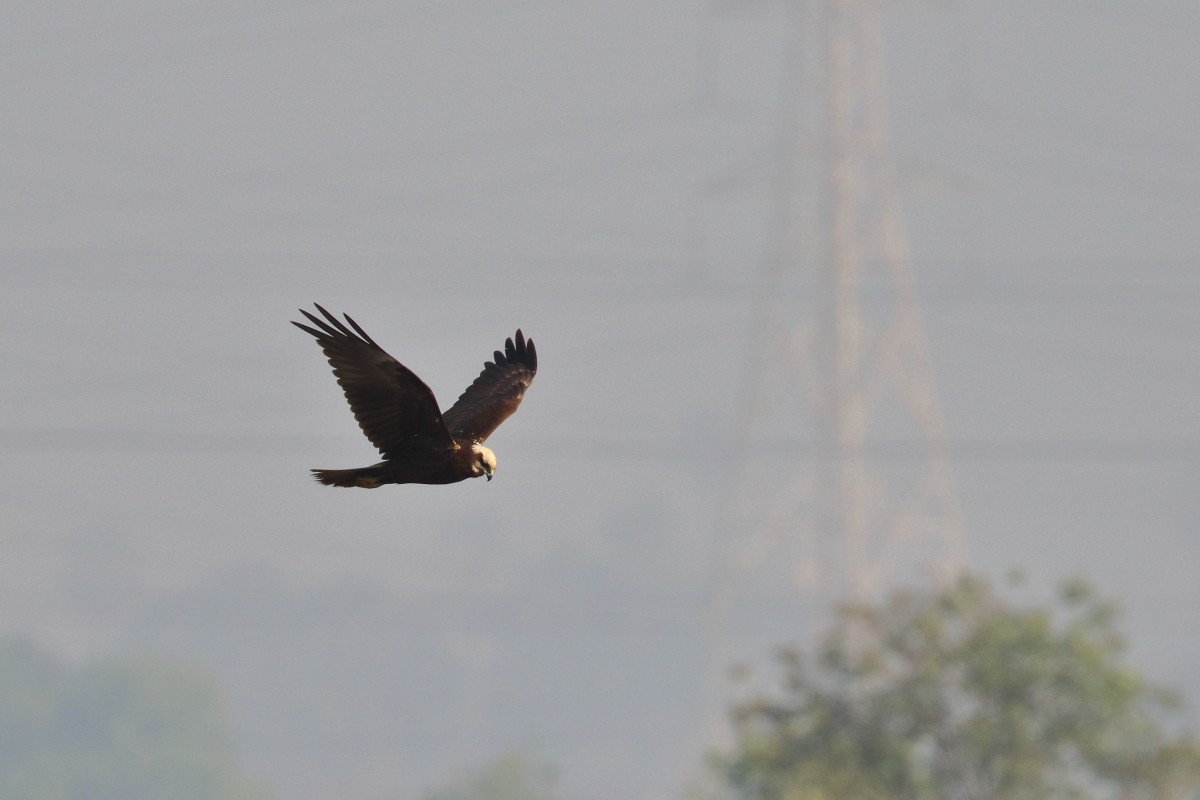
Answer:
[712, 0, 967, 617]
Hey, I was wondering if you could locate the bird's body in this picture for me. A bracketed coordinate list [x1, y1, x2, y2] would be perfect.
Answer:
[292, 304, 536, 487]
[305, 440, 485, 488]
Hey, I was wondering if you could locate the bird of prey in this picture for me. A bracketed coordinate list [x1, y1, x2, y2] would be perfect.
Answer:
[292, 304, 537, 488]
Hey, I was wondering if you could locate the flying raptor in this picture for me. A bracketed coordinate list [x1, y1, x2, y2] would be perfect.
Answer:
[292, 304, 537, 487]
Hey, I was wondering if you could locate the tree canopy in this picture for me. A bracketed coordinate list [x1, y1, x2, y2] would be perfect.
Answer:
[423, 753, 564, 800]
[0, 637, 270, 800]
[715, 574, 1200, 800]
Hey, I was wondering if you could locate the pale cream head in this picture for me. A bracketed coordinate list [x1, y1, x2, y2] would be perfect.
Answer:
[471, 443, 496, 481]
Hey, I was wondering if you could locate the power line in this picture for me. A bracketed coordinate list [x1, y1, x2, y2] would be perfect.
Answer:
[8, 428, 1195, 465]
[5, 250, 1199, 305]
[0, 429, 318, 457]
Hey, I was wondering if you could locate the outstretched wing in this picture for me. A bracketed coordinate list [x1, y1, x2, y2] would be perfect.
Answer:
[292, 304, 452, 457]
[442, 330, 537, 443]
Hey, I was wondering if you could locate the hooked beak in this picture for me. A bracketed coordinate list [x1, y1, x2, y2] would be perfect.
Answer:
[485, 472, 493, 482]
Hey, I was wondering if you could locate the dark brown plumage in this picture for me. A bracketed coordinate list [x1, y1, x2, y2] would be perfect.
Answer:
[292, 304, 537, 487]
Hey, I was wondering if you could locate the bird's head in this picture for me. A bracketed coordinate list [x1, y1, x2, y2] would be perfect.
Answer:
[471, 443, 496, 481]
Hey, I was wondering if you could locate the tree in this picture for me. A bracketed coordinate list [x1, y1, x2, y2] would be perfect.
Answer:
[423, 753, 564, 800]
[715, 574, 1200, 800]
[0, 637, 271, 800]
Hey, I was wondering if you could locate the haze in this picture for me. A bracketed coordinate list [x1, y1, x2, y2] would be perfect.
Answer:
[3, 3, 1198, 799]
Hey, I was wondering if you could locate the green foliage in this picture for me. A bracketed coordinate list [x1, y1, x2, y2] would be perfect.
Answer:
[716, 575, 1200, 800]
[0, 637, 271, 800]
[424, 753, 565, 800]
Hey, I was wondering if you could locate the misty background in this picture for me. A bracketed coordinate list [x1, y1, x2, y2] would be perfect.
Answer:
[3, 2, 1199, 799]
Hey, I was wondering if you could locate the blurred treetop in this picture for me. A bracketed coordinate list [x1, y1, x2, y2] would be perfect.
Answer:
[0, 637, 271, 800]
[424, 753, 564, 800]
[716, 574, 1200, 800]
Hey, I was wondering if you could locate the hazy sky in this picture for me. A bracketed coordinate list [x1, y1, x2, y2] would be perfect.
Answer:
[3, 2, 1199, 799]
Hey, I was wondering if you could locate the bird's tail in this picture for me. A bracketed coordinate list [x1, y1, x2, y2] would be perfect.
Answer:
[310, 467, 384, 488]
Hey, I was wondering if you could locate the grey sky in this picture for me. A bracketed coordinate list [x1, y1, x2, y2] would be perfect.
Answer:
[3, 2, 1199, 799]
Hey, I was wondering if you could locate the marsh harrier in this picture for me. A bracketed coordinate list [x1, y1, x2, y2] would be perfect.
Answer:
[292, 304, 537, 487]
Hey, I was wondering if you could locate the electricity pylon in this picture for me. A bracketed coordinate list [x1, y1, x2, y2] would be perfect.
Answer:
[712, 0, 967, 622]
